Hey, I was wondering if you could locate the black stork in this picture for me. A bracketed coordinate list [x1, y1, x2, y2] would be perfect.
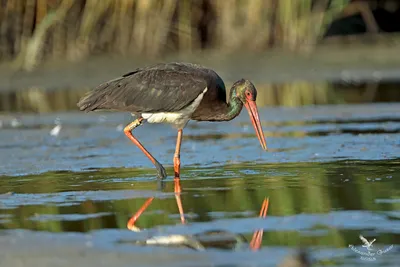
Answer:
[78, 62, 267, 180]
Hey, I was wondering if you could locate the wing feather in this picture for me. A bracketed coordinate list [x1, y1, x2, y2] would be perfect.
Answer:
[77, 62, 218, 113]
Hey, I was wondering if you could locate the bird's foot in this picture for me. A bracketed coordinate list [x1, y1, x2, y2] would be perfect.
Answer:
[154, 161, 167, 180]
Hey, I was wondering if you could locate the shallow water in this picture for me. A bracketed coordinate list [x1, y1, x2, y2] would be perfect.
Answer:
[0, 104, 399, 266]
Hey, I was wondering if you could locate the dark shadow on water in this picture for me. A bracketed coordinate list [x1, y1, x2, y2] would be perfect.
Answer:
[184, 127, 400, 140]
[305, 128, 400, 136]
[256, 116, 400, 127]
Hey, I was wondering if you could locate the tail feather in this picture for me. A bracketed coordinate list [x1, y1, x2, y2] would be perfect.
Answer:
[77, 77, 124, 112]
[77, 90, 105, 112]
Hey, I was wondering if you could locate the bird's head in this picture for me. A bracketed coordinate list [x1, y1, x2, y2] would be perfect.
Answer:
[233, 79, 268, 151]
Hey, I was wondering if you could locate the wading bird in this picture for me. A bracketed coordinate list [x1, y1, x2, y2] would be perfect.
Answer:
[78, 62, 267, 178]
[77, 62, 268, 221]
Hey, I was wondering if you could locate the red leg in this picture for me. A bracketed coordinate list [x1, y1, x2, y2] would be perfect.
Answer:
[124, 118, 167, 179]
[250, 197, 269, 251]
[174, 129, 183, 179]
[126, 129, 186, 230]
[127, 197, 155, 231]
[174, 179, 185, 224]
[174, 129, 185, 223]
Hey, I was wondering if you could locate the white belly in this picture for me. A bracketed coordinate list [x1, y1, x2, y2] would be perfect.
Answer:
[141, 88, 207, 129]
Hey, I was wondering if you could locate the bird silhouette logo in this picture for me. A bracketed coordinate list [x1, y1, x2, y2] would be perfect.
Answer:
[359, 235, 376, 251]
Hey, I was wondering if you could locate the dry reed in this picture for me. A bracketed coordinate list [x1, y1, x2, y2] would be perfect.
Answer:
[0, 0, 347, 70]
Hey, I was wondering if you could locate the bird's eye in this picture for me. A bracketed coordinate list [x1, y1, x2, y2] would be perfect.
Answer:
[246, 91, 251, 96]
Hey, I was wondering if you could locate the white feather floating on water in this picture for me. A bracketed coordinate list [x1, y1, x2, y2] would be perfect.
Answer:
[10, 118, 22, 128]
[50, 118, 62, 136]
[50, 124, 62, 136]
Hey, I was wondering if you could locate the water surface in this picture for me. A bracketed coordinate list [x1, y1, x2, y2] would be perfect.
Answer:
[0, 104, 399, 266]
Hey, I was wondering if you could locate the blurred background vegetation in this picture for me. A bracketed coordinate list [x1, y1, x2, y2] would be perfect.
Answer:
[0, 0, 343, 64]
[0, 0, 400, 111]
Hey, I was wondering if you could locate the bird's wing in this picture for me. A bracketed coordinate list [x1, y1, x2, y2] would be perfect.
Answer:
[359, 235, 369, 245]
[77, 63, 215, 113]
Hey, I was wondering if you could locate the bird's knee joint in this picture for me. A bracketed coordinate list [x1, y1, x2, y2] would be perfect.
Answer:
[124, 119, 143, 133]
[123, 127, 134, 136]
[123, 127, 131, 134]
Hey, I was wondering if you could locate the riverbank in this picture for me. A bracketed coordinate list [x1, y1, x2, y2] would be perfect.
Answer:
[1, 44, 400, 93]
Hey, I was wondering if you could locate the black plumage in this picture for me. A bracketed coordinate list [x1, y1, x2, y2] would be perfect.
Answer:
[77, 61, 267, 182]
[77, 62, 227, 116]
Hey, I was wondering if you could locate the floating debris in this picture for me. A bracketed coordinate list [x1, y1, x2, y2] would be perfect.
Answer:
[10, 118, 22, 128]
[50, 118, 62, 136]
[50, 124, 62, 136]
[120, 230, 248, 251]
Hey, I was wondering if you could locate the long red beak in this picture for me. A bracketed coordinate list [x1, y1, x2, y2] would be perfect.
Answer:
[244, 100, 267, 150]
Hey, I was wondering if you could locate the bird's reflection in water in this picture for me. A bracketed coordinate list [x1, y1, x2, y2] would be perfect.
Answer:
[124, 178, 268, 251]
[121, 179, 312, 266]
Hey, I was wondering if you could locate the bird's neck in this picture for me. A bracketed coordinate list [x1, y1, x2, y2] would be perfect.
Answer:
[220, 87, 243, 121]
